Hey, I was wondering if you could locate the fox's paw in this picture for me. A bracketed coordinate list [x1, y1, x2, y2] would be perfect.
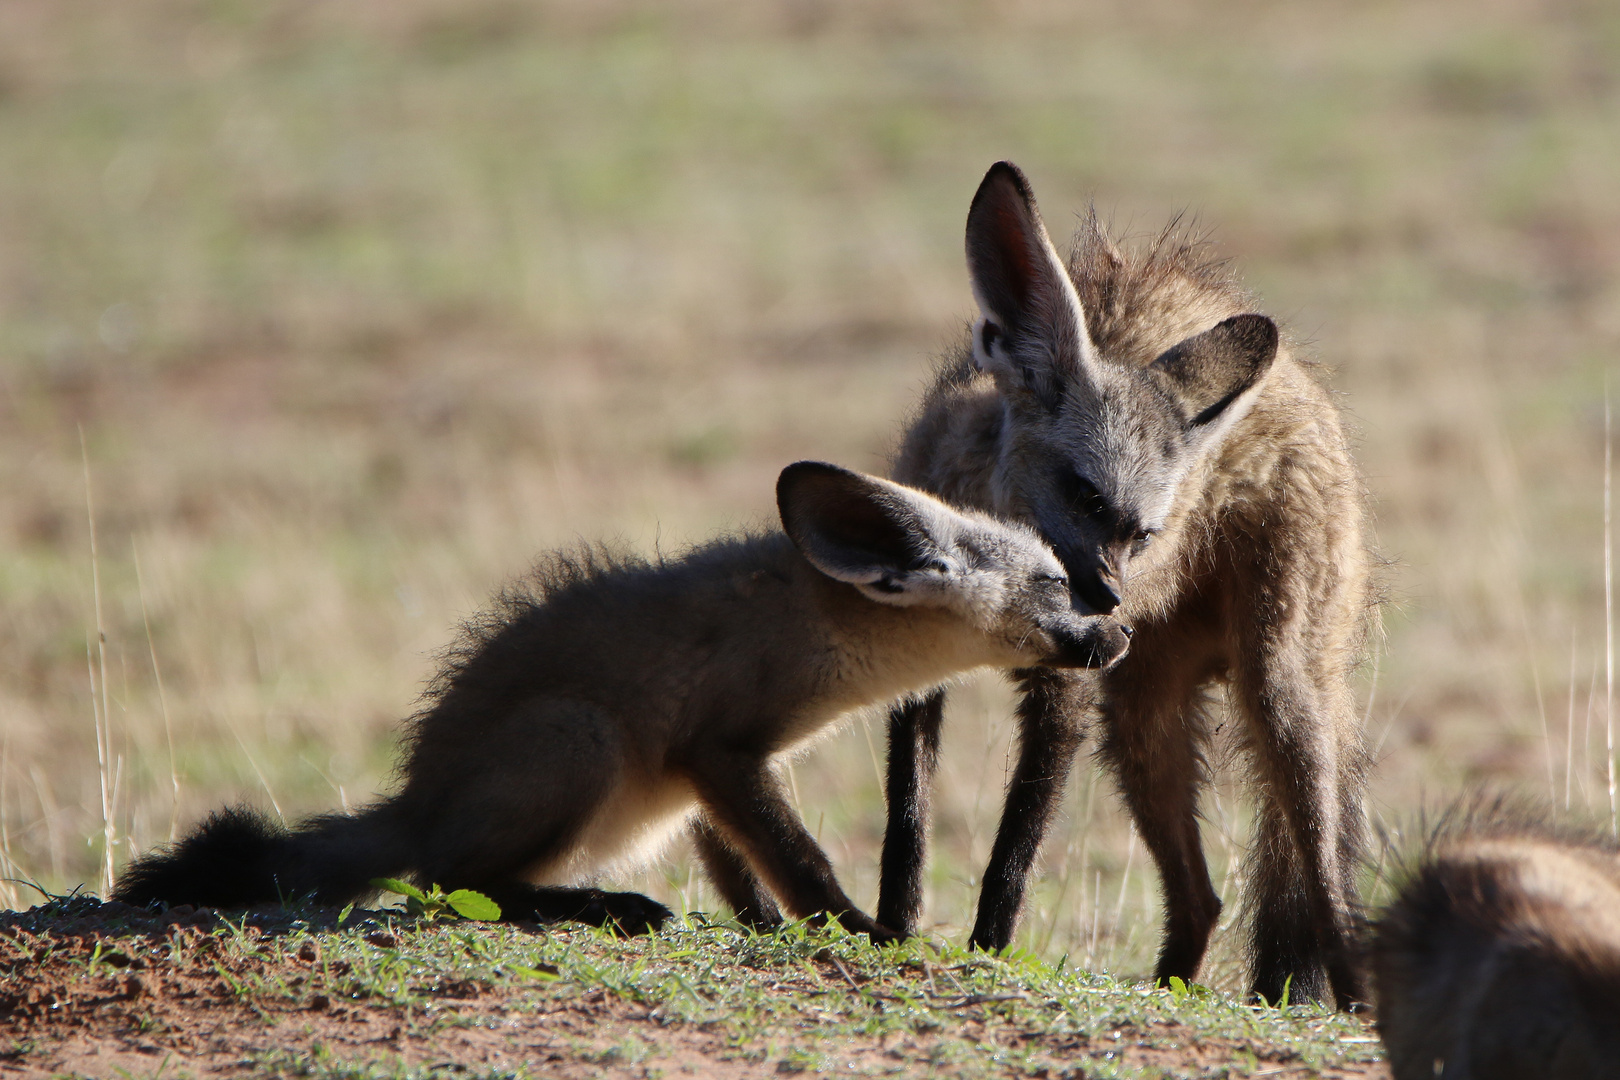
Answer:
[489, 883, 673, 935]
[810, 909, 906, 945]
[847, 914, 907, 946]
[732, 901, 785, 932]
[577, 889, 673, 936]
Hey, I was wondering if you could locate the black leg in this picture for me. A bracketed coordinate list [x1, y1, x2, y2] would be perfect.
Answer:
[876, 689, 946, 934]
[1092, 645, 1224, 987]
[1233, 636, 1370, 1010]
[1239, 720, 1366, 1009]
[687, 752, 900, 943]
[968, 669, 1094, 951]
[1245, 808, 1329, 1006]
[692, 817, 782, 930]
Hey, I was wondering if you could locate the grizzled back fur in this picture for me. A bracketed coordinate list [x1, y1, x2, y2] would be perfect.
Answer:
[1371, 797, 1620, 1080]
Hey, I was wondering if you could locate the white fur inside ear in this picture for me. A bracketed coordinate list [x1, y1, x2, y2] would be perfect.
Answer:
[853, 579, 937, 608]
[855, 563, 1008, 624]
[969, 249, 1103, 384]
[849, 559, 961, 609]
[970, 315, 1009, 376]
[805, 557, 953, 608]
[1188, 372, 1270, 452]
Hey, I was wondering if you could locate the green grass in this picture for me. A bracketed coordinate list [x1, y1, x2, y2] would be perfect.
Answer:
[0, 896, 1383, 1077]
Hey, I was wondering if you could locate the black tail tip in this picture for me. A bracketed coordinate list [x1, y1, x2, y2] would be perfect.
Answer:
[112, 805, 291, 909]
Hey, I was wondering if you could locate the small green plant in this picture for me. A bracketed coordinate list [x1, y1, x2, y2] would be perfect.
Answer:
[1165, 975, 1214, 1003]
[369, 878, 501, 922]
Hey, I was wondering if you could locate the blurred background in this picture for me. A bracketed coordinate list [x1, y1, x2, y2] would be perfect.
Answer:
[2, 0, 1617, 988]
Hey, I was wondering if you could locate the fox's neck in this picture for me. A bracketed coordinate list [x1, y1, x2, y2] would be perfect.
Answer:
[800, 573, 988, 716]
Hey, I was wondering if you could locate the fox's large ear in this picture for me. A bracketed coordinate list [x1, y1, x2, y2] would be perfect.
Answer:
[777, 461, 959, 607]
[1149, 314, 1278, 443]
[965, 161, 1099, 407]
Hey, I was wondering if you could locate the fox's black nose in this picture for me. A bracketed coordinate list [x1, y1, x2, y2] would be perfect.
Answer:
[1072, 574, 1121, 615]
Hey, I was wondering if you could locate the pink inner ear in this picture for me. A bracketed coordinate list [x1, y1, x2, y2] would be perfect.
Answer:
[992, 201, 1038, 311]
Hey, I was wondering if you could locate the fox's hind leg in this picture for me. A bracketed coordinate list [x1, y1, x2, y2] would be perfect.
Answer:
[403, 696, 671, 935]
[877, 688, 946, 935]
[1221, 540, 1370, 1010]
[692, 818, 782, 929]
[1230, 640, 1368, 1010]
[1095, 646, 1224, 988]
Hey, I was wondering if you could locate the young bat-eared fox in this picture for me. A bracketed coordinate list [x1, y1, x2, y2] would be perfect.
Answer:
[115, 462, 1131, 938]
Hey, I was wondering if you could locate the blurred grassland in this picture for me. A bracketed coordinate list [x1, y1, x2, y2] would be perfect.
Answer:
[2, 0, 1619, 990]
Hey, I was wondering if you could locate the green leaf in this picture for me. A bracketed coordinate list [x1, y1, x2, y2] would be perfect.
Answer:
[996, 946, 1038, 968]
[446, 889, 502, 921]
[370, 877, 427, 903]
[1167, 975, 1188, 998]
[508, 963, 561, 982]
[337, 902, 355, 927]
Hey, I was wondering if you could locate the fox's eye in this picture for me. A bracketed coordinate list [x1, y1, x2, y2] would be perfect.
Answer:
[1132, 529, 1157, 552]
[1057, 468, 1110, 521]
[1036, 572, 1067, 587]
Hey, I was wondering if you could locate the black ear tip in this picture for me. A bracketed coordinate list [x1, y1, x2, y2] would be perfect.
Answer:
[1220, 313, 1279, 351]
[974, 160, 1034, 207]
[778, 460, 825, 482]
[778, 460, 822, 504]
[778, 460, 846, 491]
[777, 460, 863, 518]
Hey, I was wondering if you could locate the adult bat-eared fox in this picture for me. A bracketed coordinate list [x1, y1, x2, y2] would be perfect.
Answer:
[115, 461, 1131, 938]
[875, 161, 1374, 1009]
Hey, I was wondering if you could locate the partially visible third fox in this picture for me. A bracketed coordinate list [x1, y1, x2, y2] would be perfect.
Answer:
[1372, 803, 1620, 1080]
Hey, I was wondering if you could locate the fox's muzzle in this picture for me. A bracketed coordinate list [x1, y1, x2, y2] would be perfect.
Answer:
[1043, 619, 1132, 670]
[1034, 515, 1127, 616]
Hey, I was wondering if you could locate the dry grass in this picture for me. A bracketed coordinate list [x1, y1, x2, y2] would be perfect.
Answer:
[1, 0, 1618, 993]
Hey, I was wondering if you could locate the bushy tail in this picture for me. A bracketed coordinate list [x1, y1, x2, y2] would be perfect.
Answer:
[112, 803, 411, 910]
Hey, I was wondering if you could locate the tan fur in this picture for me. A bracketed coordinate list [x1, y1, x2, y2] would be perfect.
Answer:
[887, 163, 1374, 1007]
[1373, 808, 1620, 1080]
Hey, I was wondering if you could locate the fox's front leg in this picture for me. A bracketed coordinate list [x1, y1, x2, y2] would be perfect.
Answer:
[876, 688, 947, 934]
[691, 817, 782, 930]
[685, 752, 900, 943]
[968, 667, 1094, 950]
